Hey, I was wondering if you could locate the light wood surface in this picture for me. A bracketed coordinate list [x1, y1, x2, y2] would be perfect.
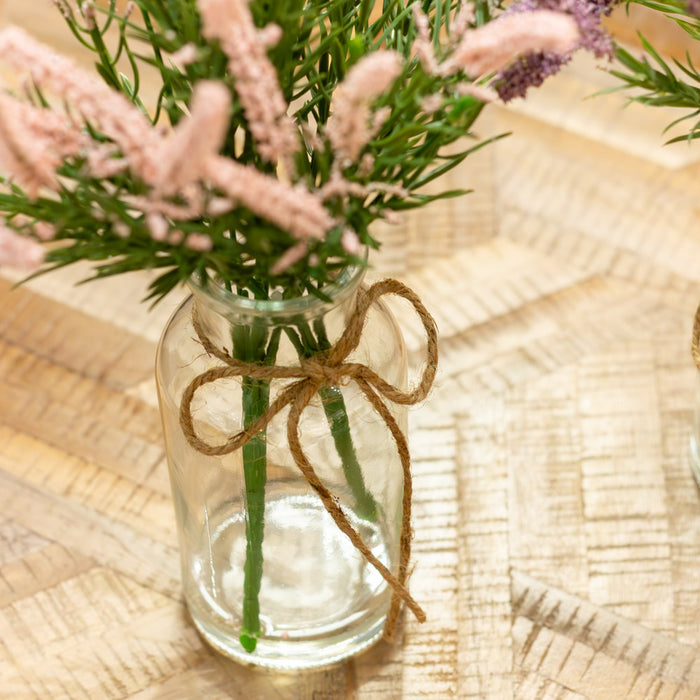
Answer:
[1, 5, 700, 699]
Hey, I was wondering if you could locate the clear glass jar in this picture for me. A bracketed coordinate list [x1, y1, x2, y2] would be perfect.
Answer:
[690, 373, 700, 488]
[691, 315, 700, 488]
[155, 266, 408, 670]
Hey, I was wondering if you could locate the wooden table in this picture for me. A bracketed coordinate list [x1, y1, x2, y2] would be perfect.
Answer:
[1, 5, 699, 699]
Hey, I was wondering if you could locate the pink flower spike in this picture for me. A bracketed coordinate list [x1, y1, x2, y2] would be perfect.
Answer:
[185, 233, 214, 252]
[0, 93, 86, 198]
[168, 230, 185, 245]
[207, 197, 235, 216]
[33, 221, 56, 241]
[0, 27, 158, 185]
[258, 23, 283, 48]
[0, 225, 44, 269]
[411, 5, 439, 75]
[114, 221, 130, 238]
[441, 10, 580, 77]
[169, 43, 199, 71]
[421, 94, 443, 114]
[198, 0, 298, 168]
[146, 213, 169, 242]
[270, 241, 309, 275]
[326, 50, 403, 165]
[456, 82, 498, 103]
[204, 157, 334, 240]
[341, 229, 360, 255]
[452, 1, 476, 40]
[154, 81, 231, 195]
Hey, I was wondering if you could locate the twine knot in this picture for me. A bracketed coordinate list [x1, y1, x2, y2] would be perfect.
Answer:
[299, 356, 351, 387]
[179, 278, 438, 641]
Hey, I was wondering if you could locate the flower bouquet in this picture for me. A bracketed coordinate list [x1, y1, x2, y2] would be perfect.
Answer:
[0, 0, 607, 669]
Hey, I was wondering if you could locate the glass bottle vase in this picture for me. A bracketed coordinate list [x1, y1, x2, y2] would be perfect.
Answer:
[690, 374, 700, 488]
[155, 266, 408, 670]
[691, 310, 700, 489]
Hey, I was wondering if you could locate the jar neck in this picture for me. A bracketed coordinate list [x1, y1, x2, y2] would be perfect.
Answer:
[190, 266, 364, 323]
[188, 267, 366, 362]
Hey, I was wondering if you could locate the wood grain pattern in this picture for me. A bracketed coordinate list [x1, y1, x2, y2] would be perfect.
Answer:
[511, 571, 700, 699]
[1, 4, 700, 699]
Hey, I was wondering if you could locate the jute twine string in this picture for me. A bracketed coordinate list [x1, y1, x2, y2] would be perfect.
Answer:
[692, 304, 700, 370]
[179, 278, 438, 642]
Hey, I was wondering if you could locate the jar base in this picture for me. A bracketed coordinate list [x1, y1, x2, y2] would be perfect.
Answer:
[190, 607, 386, 671]
[183, 490, 392, 670]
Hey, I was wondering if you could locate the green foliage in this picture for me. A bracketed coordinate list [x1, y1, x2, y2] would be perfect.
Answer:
[611, 0, 700, 142]
[612, 42, 700, 141]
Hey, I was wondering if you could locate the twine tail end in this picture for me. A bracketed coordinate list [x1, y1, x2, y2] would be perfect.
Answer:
[382, 627, 396, 644]
[381, 590, 426, 643]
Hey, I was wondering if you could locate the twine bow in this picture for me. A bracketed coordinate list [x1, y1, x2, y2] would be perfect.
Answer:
[179, 278, 438, 641]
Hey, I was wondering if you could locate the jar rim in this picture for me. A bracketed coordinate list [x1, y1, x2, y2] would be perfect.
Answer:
[187, 261, 367, 317]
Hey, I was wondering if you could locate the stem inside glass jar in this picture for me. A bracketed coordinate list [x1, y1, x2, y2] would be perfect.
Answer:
[232, 301, 378, 653]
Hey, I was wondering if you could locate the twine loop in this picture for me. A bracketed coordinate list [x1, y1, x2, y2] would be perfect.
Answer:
[178, 278, 438, 641]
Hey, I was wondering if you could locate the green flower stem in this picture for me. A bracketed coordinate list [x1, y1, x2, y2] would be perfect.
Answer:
[233, 321, 278, 654]
[318, 385, 377, 521]
[286, 319, 378, 521]
[238, 374, 270, 653]
[235, 311, 376, 652]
